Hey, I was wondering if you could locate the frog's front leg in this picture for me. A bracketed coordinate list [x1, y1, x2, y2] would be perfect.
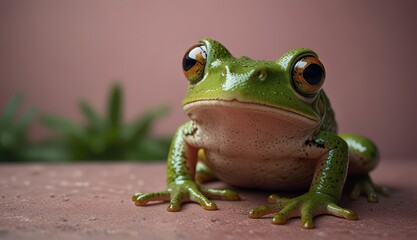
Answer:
[249, 132, 357, 229]
[132, 121, 240, 211]
[339, 134, 389, 202]
[195, 149, 219, 184]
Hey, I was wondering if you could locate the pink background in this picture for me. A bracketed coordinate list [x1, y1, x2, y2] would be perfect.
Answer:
[0, 0, 416, 159]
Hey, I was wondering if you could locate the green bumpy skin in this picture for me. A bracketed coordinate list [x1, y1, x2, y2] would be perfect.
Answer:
[132, 39, 387, 229]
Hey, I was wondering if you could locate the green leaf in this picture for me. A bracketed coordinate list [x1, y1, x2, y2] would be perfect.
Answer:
[78, 100, 103, 130]
[41, 114, 84, 137]
[124, 106, 169, 146]
[22, 143, 70, 162]
[127, 138, 169, 160]
[0, 131, 16, 149]
[107, 83, 122, 128]
[0, 86, 174, 162]
[1, 93, 22, 123]
[15, 107, 37, 133]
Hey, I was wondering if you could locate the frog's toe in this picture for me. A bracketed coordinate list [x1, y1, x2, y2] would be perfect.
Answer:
[267, 194, 289, 204]
[200, 187, 240, 201]
[172, 183, 220, 211]
[249, 195, 293, 221]
[362, 178, 378, 202]
[250, 192, 358, 228]
[132, 192, 142, 202]
[249, 204, 282, 218]
[167, 190, 186, 211]
[365, 190, 379, 203]
[376, 185, 390, 197]
[349, 183, 362, 200]
[271, 201, 300, 225]
[199, 200, 218, 210]
[327, 203, 358, 220]
[272, 212, 288, 225]
[188, 189, 218, 211]
[297, 202, 354, 229]
[252, 197, 314, 227]
[301, 216, 314, 229]
[362, 184, 389, 203]
[132, 191, 170, 206]
[349, 181, 378, 202]
[301, 204, 314, 229]
[348, 174, 389, 203]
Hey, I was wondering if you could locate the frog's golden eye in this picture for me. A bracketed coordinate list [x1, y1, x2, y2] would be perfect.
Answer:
[182, 44, 207, 83]
[291, 56, 325, 97]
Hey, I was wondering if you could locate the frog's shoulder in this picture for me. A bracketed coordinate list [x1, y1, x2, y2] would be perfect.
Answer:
[319, 91, 337, 133]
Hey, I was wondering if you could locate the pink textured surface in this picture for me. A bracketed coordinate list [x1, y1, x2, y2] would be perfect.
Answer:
[0, 0, 416, 158]
[0, 160, 416, 240]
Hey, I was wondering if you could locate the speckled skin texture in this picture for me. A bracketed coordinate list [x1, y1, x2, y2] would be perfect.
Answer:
[133, 39, 387, 228]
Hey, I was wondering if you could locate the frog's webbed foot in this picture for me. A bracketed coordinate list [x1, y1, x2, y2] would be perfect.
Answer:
[348, 174, 389, 203]
[249, 192, 357, 229]
[132, 180, 240, 211]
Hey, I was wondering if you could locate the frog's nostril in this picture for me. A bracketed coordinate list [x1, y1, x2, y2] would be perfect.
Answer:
[256, 69, 268, 82]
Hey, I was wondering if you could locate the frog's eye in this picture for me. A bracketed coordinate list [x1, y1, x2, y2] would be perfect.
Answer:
[291, 56, 325, 97]
[182, 44, 207, 83]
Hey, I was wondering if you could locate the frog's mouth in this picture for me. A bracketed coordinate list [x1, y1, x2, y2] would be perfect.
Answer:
[183, 99, 320, 128]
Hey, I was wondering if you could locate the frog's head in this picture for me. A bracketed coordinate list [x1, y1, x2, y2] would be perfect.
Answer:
[181, 39, 326, 129]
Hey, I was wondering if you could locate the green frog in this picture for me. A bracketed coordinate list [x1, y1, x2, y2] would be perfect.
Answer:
[132, 39, 388, 228]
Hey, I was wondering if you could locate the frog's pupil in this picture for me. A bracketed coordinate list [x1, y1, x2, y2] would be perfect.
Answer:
[183, 55, 196, 71]
[303, 64, 323, 85]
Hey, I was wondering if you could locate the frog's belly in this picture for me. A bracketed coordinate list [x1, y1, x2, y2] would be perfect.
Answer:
[183, 101, 322, 190]
[204, 153, 316, 190]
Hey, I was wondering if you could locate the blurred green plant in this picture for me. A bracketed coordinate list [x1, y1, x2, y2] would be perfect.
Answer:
[42, 84, 172, 161]
[0, 84, 172, 162]
[0, 94, 37, 161]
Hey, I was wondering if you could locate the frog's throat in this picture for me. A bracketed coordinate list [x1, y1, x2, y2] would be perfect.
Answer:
[183, 100, 320, 126]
